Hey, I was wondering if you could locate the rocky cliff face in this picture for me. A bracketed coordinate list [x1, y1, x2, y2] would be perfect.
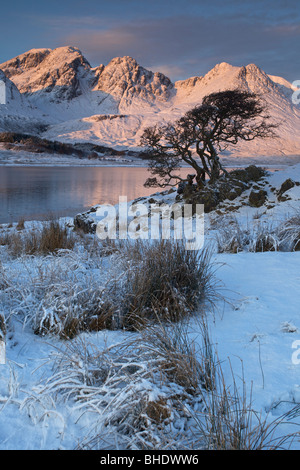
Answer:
[0, 49, 173, 108]
[92, 56, 174, 107]
[0, 46, 93, 102]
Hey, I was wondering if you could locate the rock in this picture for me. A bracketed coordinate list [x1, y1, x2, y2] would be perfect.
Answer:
[182, 186, 219, 213]
[177, 181, 188, 194]
[277, 178, 299, 201]
[0, 46, 93, 102]
[229, 165, 267, 183]
[74, 210, 98, 233]
[249, 189, 267, 207]
[179, 171, 254, 213]
[215, 178, 245, 201]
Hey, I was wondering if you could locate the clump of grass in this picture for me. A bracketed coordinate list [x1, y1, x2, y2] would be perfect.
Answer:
[215, 217, 249, 253]
[33, 282, 117, 339]
[216, 216, 279, 253]
[32, 239, 220, 336]
[5, 220, 75, 257]
[16, 218, 25, 231]
[119, 240, 218, 329]
[138, 317, 215, 395]
[278, 213, 300, 251]
[0, 231, 11, 247]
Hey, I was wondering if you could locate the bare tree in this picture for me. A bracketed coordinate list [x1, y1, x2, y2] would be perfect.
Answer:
[140, 89, 278, 189]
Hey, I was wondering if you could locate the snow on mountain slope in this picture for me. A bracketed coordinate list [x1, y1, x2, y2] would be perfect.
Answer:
[42, 60, 300, 156]
[0, 48, 299, 158]
[172, 62, 300, 157]
[0, 69, 48, 133]
[268, 74, 298, 96]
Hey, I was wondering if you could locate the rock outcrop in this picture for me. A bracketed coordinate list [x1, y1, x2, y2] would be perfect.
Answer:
[0, 46, 93, 102]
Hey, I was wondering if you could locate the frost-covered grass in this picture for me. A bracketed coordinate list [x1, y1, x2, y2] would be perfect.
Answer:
[0, 233, 219, 337]
[12, 315, 299, 450]
[0, 163, 300, 450]
[215, 212, 300, 254]
[0, 219, 75, 257]
[118, 240, 219, 329]
[0, 224, 299, 450]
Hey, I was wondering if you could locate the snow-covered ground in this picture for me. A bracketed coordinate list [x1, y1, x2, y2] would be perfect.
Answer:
[0, 163, 300, 450]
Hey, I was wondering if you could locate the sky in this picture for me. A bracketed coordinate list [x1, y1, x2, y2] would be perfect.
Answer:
[0, 0, 299, 83]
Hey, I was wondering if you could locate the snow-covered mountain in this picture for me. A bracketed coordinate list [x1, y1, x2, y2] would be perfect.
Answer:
[0, 46, 299, 157]
[0, 68, 49, 133]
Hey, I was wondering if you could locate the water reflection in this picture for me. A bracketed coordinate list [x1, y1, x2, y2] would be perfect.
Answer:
[0, 166, 192, 223]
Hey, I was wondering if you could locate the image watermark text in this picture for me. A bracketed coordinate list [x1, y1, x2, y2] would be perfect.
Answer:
[0, 80, 6, 105]
[292, 80, 300, 105]
[95, 196, 204, 250]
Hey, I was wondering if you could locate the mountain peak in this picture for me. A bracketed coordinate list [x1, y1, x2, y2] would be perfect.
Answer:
[93, 55, 174, 109]
[209, 62, 238, 73]
[236, 63, 279, 94]
[0, 46, 298, 156]
[215, 61, 234, 69]
[108, 56, 139, 67]
[0, 46, 92, 101]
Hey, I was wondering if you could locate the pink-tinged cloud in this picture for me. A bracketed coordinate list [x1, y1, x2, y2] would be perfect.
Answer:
[30, 12, 300, 82]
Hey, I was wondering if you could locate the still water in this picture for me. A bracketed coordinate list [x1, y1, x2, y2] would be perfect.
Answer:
[0, 166, 193, 224]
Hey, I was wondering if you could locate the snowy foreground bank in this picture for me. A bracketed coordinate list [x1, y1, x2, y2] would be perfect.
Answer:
[0, 163, 299, 450]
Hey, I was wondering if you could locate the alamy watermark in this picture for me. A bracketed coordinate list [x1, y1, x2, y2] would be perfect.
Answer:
[292, 80, 300, 105]
[0, 80, 6, 105]
[0, 340, 5, 364]
[95, 196, 204, 250]
[291, 340, 300, 365]
[0, 314, 6, 364]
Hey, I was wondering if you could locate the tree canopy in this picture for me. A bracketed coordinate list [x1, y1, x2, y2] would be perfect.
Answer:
[140, 89, 278, 188]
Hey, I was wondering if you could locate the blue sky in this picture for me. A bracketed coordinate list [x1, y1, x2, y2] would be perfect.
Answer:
[1, 0, 299, 82]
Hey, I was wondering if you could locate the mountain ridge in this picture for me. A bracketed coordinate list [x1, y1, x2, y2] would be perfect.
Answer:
[0, 46, 299, 157]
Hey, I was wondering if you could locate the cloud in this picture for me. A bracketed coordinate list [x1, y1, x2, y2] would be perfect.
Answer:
[57, 14, 300, 82]
[17, 5, 300, 83]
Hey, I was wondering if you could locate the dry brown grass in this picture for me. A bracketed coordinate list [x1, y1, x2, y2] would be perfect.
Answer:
[16, 218, 25, 231]
[3, 220, 75, 257]
[138, 318, 213, 395]
[119, 240, 218, 330]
